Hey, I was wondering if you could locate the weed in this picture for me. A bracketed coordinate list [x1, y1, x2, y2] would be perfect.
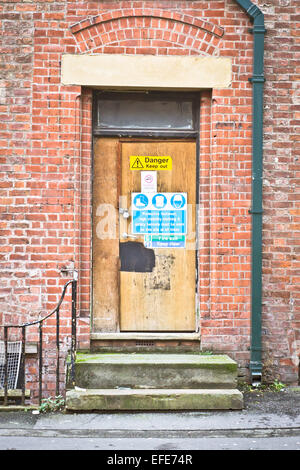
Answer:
[238, 380, 286, 393]
[39, 395, 65, 413]
[269, 379, 286, 392]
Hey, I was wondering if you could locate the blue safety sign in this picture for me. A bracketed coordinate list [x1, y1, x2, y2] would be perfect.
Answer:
[131, 192, 187, 235]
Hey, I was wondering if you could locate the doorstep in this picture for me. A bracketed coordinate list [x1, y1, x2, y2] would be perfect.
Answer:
[90, 332, 201, 352]
[90, 332, 201, 340]
[66, 388, 243, 411]
[65, 352, 243, 411]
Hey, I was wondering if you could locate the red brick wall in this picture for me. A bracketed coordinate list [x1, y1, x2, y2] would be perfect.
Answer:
[260, 0, 299, 383]
[0, 0, 299, 399]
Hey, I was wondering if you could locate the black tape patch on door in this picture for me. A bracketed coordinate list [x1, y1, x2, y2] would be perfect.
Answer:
[119, 241, 155, 273]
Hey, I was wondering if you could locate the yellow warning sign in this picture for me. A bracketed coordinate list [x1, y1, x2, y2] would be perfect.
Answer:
[130, 156, 172, 171]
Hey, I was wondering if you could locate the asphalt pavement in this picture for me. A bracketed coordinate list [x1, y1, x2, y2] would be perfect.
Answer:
[0, 387, 299, 452]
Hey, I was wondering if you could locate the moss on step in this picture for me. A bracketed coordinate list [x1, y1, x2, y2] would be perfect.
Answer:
[74, 353, 237, 371]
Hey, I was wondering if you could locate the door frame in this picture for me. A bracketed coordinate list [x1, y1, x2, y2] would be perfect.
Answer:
[91, 90, 201, 335]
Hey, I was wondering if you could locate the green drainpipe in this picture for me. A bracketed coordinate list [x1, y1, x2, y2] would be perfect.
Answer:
[234, 0, 266, 384]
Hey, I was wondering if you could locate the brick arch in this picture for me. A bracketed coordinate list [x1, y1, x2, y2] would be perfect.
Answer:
[70, 8, 224, 56]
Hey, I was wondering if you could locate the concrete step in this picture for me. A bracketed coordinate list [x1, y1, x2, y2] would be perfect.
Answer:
[71, 353, 238, 390]
[65, 388, 243, 411]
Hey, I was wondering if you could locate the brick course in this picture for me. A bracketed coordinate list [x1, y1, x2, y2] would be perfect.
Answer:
[0, 0, 299, 400]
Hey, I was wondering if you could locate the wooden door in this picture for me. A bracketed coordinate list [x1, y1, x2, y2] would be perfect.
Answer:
[120, 140, 196, 331]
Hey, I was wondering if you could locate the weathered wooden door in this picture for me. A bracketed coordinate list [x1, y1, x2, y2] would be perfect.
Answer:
[93, 138, 197, 332]
[120, 140, 196, 331]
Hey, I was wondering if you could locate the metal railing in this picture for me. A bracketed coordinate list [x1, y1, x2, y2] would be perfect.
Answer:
[0, 275, 77, 406]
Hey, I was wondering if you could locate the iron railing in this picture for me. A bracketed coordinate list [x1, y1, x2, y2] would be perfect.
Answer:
[0, 275, 77, 406]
